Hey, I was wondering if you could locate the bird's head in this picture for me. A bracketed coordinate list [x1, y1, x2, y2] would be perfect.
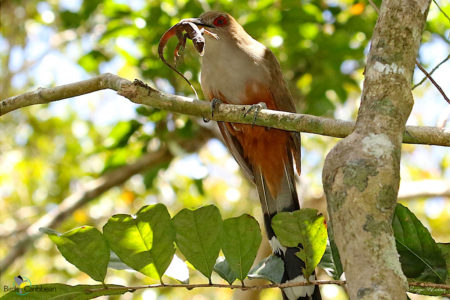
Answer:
[185, 11, 251, 46]
[197, 11, 234, 33]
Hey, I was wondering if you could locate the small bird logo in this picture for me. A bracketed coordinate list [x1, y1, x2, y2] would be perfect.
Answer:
[13, 275, 31, 295]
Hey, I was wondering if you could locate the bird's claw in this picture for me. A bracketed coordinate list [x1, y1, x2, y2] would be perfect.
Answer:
[244, 102, 267, 127]
[211, 98, 223, 118]
[202, 98, 222, 123]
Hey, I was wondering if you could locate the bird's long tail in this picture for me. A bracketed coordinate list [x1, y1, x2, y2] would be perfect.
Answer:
[253, 151, 321, 300]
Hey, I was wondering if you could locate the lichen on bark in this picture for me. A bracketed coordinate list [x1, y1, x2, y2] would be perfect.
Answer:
[322, 0, 432, 299]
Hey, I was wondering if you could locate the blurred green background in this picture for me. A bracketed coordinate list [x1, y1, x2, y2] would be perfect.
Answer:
[0, 0, 449, 299]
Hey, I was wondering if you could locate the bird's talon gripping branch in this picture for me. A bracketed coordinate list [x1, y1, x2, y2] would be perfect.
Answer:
[244, 102, 267, 127]
[211, 98, 223, 118]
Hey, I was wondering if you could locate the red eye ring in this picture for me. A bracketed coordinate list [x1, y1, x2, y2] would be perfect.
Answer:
[213, 15, 228, 27]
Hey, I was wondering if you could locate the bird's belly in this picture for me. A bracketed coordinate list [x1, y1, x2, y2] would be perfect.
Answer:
[201, 57, 271, 105]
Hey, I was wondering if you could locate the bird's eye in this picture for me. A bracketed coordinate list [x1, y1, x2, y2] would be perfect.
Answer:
[213, 15, 228, 27]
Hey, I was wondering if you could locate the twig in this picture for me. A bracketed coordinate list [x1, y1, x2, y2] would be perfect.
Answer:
[367, 0, 380, 13]
[84, 280, 450, 293]
[415, 60, 450, 104]
[87, 280, 347, 293]
[367, 0, 449, 105]
[413, 55, 449, 89]
[408, 281, 450, 290]
[432, 0, 450, 22]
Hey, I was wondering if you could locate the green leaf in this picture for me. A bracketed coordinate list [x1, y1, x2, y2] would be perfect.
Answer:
[104, 120, 141, 149]
[272, 209, 327, 278]
[0, 283, 127, 300]
[318, 224, 343, 280]
[248, 255, 284, 284]
[41, 226, 109, 282]
[214, 257, 237, 285]
[172, 205, 223, 280]
[102, 204, 175, 280]
[393, 204, 447, 283]
[220, 214, 262, 281]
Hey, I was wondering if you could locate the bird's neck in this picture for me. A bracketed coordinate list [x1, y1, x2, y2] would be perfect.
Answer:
[200, 32, 271, 105]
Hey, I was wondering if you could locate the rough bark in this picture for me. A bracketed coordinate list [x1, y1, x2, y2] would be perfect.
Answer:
[322, 0, 432, 299]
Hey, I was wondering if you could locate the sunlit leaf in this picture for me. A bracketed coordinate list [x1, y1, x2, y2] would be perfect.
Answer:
[41, 226, 109, 282]
[272, 209, 327, 278]
[103, 204, 175, 280]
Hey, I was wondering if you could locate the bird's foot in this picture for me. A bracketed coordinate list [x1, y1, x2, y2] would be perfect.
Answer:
[211, 98, 223, 118]
[244, 102, 267, 127]
[202, 98, 223, 123]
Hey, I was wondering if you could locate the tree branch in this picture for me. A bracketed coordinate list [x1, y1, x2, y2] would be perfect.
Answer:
[415, 60, 450, 104]
[1, 74, 448, 146]
[0, 73, 128, 114]
[412, 55, 449, 90]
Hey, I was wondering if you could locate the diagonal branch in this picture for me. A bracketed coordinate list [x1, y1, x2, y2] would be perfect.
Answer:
[1, 74, 448, 146]
[415, 60, 450, 104]
[413, 55, 449, 89]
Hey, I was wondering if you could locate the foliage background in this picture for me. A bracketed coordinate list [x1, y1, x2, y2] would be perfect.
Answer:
[0, 0, 448, 299]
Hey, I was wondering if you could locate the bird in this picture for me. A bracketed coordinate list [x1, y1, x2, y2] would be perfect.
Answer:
[190, 11, 321, 300]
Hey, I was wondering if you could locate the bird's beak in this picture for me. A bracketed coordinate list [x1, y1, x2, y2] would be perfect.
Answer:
[181, 18, 214, 28]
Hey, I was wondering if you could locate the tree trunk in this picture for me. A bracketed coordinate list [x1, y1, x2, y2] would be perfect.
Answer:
[322, 0, 431, 299]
